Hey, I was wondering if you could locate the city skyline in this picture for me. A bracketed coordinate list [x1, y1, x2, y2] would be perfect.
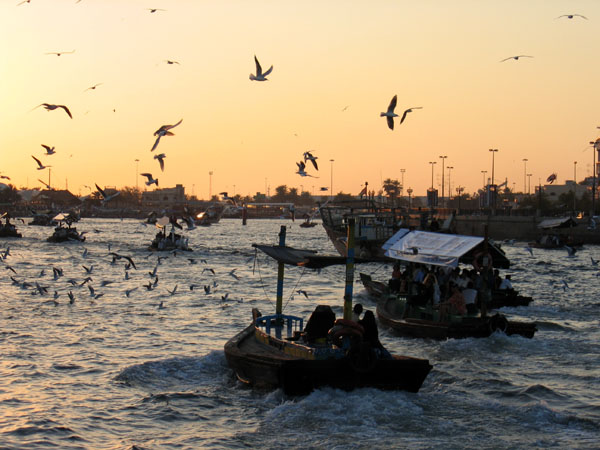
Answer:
[2, 1, 600, 199]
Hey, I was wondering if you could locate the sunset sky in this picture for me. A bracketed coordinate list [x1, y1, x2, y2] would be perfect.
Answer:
[2, 0, 599, 200]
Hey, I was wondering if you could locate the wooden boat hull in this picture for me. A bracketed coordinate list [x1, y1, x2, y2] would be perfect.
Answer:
[376, 296, 536, 340]
[224, 321, 432, 396]
[360, 273, 533, 309]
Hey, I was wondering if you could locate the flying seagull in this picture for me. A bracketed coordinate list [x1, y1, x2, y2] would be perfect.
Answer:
[380, 95, 398, 130]
[400, 107, 423, 125]
[109, 252, 137, 270]
[249, 55, 273, 81]
[95, 183, 120, 203]
[35, 103, 73, 119]
[41, 144, 56, 156]
[164, 60, 180, 65]
[546, 173, 557, 184]
[151, 119, 182, 151]
[500, 55, 534, 62]
[296, 161, 318, 178]
[31, 155, 51, 170]
[303, 151, 319, 170]
[45, 50, 75, 56]
[141, 173, 158, 186]
[556, 14, 587, 20]
[148, 8, 166, 13]
[154, 153, 166, 172]
[84, 83, 103, 92]
[220, 192, 237, 205]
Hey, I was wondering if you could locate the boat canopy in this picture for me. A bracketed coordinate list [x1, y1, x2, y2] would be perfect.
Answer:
[253, 244, 373, 269]
[537, 217, 577, 229]
[383, 229, 484, 268]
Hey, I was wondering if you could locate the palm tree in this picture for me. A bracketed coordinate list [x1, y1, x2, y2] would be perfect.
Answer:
[382, 178, 401, 205]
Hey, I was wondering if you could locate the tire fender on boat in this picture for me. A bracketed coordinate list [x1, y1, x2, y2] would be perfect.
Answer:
[473, 251, 493, 272]
[329, 319, 364, 348]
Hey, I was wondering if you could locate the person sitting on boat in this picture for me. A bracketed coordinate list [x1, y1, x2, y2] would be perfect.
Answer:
[352, 303, 363, 322]
[358, 310, 391, 359]
[423, 270, 441, 306]
[389, 263, 402, 292]
[498, 274, 514, 291]
[439, 283, 466, 321]
[462, 281, 479, 315]
[493, 269, 502, 290]
[303, 305, 336, 345]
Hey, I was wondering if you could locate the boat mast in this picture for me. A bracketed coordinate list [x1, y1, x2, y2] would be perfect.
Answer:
[275, 225, 286, 316]
[343, 218, 356, 320]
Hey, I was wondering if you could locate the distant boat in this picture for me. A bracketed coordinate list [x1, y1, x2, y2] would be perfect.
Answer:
[224, 220, 432, 395]
[0, 213, 22, 238]
[149, 216, 191, 251]
[47, 213, 85, 243]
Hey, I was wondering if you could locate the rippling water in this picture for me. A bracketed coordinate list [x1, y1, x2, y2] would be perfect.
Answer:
[1, 219, 599, 449]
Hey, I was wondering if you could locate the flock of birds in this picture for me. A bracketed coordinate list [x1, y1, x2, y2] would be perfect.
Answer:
[1, 238, 249, 309]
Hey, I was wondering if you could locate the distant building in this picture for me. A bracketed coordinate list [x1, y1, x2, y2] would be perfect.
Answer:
[30, 189, 81, 209]
[141, 184, 186, 207]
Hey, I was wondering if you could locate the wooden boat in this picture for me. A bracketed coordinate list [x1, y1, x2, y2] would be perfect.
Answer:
[365, 230, 536, 339]
[0, 213, 22, 238]
[376, 295, 536, 340]
[528, 217, 584, 249]
[149, 216, 191, 251]
[299, 218, 318, 228]
[224, 221, 432, 395]
[360, 273, 533, 309]
[46, 213, 85, 243]
[195, 203, 224, 226]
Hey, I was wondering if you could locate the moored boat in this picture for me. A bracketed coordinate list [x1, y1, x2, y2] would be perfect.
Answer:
[224, 221, 432, 395]
[0, 213, 22, 238]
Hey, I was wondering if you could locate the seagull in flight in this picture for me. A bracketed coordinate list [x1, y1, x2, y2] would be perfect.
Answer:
[164, 60, 180, 65]
[564, 245, 577, 257]
[141, 173, 158, 186]
[525, 245, 533, 256]
[151, 119, 182, 151]
[154, 153, 166, 171]
[41, 144, 56, 155]
[31, 155, 51, 170]
[296, 161, 318, 178]
[556, 14, 587, 20]
[400, 107, 423, 125]
[95, 184, 120, 203]
[220, 192, 237, 205]
[303, 151, 319, 170]
[35, 103, 73, 119]
[249, 55, 273, 81]
[45, 50, 75, 56]
[109, 252, 137, 269]
[148, 8, 166, 13]
[380, 95, 398, 130]
[500, 55, 534, 62]
[84, 83, 103, 92]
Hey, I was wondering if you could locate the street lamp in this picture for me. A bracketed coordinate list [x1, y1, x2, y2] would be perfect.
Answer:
[489, 148, 498, 186]
[527, 173, 532, 195]
[407, 187, 413, 209]
[481, 170, 487, 189]
[439, 156, 447, 206]
[329, 159, 334, 201]
[429, 161, 436, 191]
[447, 166, 454, 203]
[573, 161, 577, 214]
[522, 158, 528, 193]
[400, 168, 406, 196]
[589, 139, 600, 216]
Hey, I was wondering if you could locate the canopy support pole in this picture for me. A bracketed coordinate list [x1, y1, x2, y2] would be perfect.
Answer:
[343, 218, 356, 320]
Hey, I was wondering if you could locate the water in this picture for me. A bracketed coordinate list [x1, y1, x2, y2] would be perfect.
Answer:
[0, 219, 599, 449]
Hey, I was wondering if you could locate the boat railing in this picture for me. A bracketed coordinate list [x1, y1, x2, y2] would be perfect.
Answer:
[255, 314, 304, 338]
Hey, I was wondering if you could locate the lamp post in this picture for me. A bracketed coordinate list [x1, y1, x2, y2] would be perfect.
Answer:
[522, 158, 528, 193]
[447, 166, 454, 204]
[329, 159, 334, 201]
[489, 148, 498, 186]
[590, 139, 600, 216]
[573, 161, 577, 214]
[407, 187, 413, 209]
[400, 168, 405, 197]
[439, 155, 447, 207]
[481, 170, 487, 189]
[527, 173, 532, 195]
[456, 186, 464, 211]
[429, 161, 436, 191]
[134, 159, 139, 190]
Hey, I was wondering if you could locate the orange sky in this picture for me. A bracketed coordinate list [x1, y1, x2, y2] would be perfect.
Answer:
[1, 0, 599, 199]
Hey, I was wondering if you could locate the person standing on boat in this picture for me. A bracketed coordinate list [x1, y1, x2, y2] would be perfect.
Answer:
[389, 263, 402, 292]
[358, 310, 391, 358]
[462, 281, 479, 315]
[352, 303, 363, 322]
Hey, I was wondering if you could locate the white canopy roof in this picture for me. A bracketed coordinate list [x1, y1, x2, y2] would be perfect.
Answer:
[383, 229, 484, 268]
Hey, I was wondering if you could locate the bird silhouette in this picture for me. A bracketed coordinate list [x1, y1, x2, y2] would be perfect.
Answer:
[35, 103, 73, 118]
[380, 95, 398, 130]
[500, 55, 534, 62]
[151, 119, 182, 151]
[249, 55, 273, 81]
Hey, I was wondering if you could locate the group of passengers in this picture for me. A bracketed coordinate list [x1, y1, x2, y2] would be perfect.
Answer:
[389, 263, 514, 319]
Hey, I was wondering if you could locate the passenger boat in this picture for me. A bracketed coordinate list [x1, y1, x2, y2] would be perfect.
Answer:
[224, 220, 432, 395]
[47, 214, 85, 243]
[366, 229, 536, 340]
[195, 203, 224, 226]
[0, 213, 22, 238]
[149, 216, 191, 251]
[359, 273, 533, 309]
[528, 217, 584, 249]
